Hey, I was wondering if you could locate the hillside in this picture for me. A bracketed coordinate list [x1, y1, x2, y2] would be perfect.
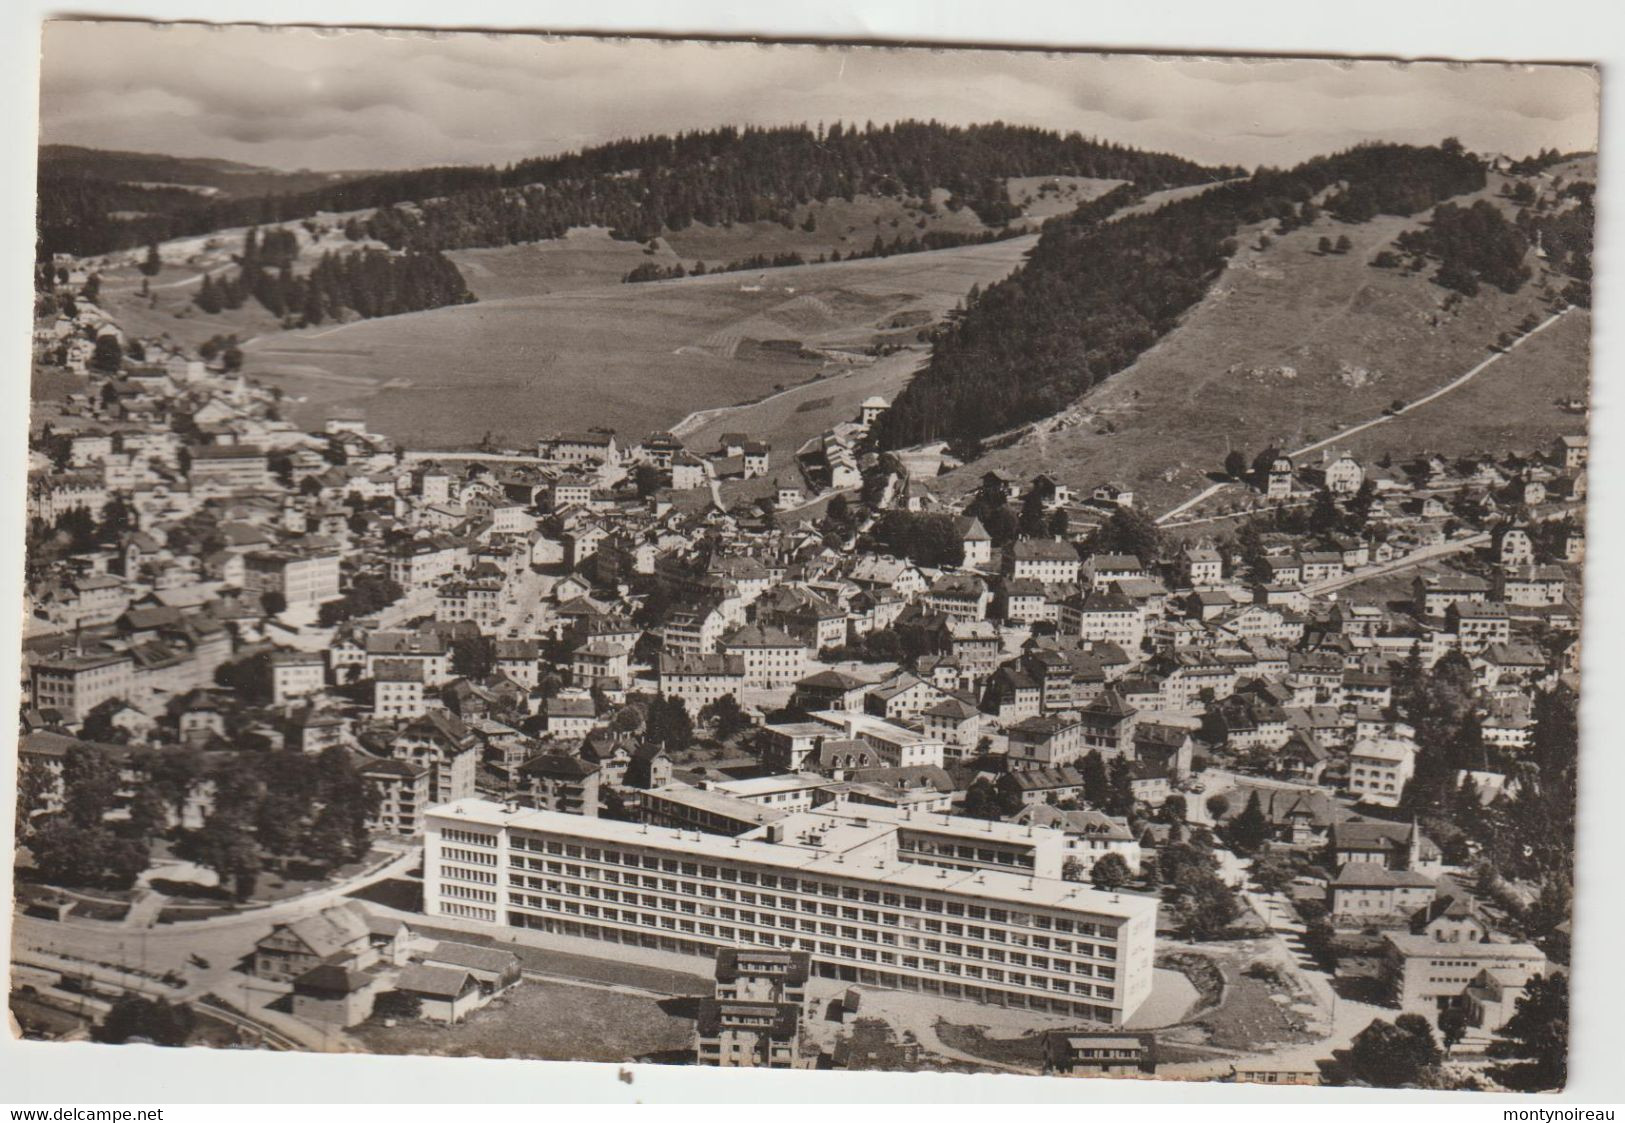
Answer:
[873, 142, 1494, 451]
[915, 163, 1591, 515]
[239, 234, 1039, 449]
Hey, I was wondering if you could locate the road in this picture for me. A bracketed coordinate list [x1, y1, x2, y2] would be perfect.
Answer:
[11, 849, 420, 1001]
[1302, 533, 1490, 597]
[1156, 308, 1571, 526]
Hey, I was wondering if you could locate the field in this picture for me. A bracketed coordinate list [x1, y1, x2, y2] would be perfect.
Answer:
[1005, 175, 1129, 224]
[240, 234, 1038, 448]
[924, 171, 1590, 515]
[447, 227, 672, 300]
[350, 980, 697, 1064]
[662, 191, 990, 266]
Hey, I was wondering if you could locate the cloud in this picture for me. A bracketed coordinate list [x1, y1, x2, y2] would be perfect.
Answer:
[37, 22, 1599, 173]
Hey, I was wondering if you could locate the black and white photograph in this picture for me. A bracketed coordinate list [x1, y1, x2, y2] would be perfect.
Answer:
[7, 18, 1600, 1098]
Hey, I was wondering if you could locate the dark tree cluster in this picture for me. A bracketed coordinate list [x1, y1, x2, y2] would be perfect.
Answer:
[195, 227, 474, 325]
[865, 511, 971, 568]
[873, 142, 1486, 451]
[1394, 199, 1532, 296]
[176, 745, 380, 899]
[317, 575, 405, 627]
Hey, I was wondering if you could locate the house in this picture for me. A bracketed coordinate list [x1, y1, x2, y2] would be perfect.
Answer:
[1347, 738, 1416, 807]
[390, 711, 479, 806]
[270, 650, 326, 705]
[1552, 434, 1587, 471]
[1329, 819, 1437, 873]
[720, 623, 808, 688]
[1006, 538, 1081, 584]
[1179, 542, 1224, 588]
[792, 669, 872, 713]
[1016, 804, 1142, 875]
[918, 697, 983, 758]
[1324, 452, 1364, 495]
[863, 673, 947, 721]
[955, 516, 992, 568]
[1328, 863, 1437, 924]
[546, 694, 599, 739]
[1266, 456, 1295, 500]
[1042, 1031, 1156, 1077]
[418, 941, 522, 997]
[1495, 564, 1566, 608]
[373, 660, 427, 720]
[290, 963, 379, 1028]
[393, 964, 485, 1024]
[252, 902, 375, 982]
[1083, 553, 1145, 590]
[1414, 573, 1490, 617]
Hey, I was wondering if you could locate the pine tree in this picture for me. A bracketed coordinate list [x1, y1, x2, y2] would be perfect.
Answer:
[194, 273, 222, 314]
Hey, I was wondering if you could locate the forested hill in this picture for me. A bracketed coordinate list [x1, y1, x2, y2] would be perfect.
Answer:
[38, 145, 372, 196]
[39, 122, 1239, 258]
[871, 141, 1488, 451]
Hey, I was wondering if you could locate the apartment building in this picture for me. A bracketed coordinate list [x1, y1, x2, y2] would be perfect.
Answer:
[360, 756, 431, 836]
[695, 948, 813, 1068]
[721, 624, 809, 688]
[188, 444, 270, 490]
[243, 547, 342, 608]
[810, 710, 945, 769]
[423, 799, 1157, 1024]
[270, 650, 327, 704]
[656, 653, 746, 709]
[31, 649, 136, 723]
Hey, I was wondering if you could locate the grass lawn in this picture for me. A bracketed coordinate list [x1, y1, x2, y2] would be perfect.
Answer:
[934, 1023, 1046, 1067]
[345, 877, 423, 913]
[351, 980, 697, 1064]
[250, 849, 392, 904]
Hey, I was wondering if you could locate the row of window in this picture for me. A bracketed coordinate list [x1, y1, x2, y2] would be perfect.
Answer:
[442, 863, 498, 885]
[441, 846, 497, 866]
[509, 876, 1116, 973]
[503, 834, 1117, 937]
[498, 895, 1115, 999]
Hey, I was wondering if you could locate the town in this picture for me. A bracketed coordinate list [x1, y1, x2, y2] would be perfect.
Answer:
[10, 242, 1580, 1092]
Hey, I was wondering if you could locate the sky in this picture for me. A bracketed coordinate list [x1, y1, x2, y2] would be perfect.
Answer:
[38, 21, 1601, 173]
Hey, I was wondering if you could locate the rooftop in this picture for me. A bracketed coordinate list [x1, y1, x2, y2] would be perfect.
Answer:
[429, 799, 1156, 921]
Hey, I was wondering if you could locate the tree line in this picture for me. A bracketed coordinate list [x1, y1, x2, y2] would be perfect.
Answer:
[20, 741, 379, 900]
[872, 141, 1487, 451]
[622, 225, 1026, 283]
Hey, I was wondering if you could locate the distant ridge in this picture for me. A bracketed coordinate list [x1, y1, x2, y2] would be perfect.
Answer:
[39, 121, 1239, 259]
